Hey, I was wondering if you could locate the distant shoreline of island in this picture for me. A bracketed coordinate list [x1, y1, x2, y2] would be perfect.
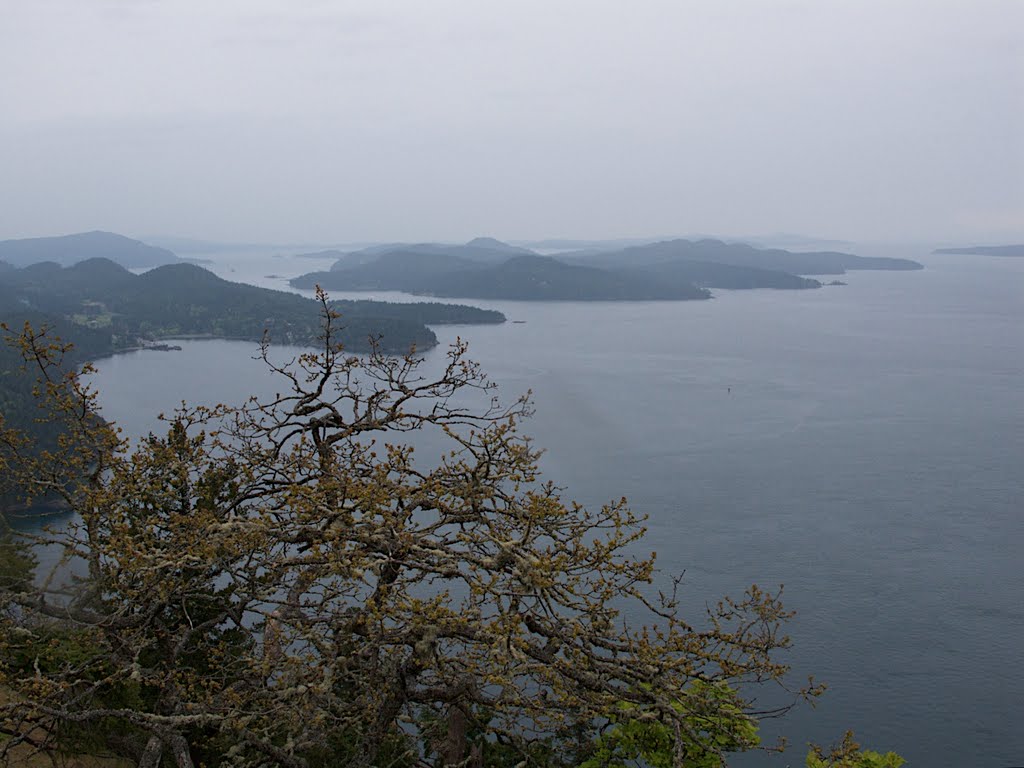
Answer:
[932, 244, 1024, 257]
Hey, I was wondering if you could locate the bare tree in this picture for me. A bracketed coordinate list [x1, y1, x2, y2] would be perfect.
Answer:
[0, 297, 820, 767]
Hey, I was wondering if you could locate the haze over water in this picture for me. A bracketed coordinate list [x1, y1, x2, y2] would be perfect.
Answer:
[84, 250, 1024, 767]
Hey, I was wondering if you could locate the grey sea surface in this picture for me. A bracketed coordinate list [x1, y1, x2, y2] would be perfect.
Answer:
[48, 251, 1024, 766]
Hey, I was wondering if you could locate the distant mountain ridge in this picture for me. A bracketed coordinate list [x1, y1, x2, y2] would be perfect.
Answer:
[0, 231, 180, 268]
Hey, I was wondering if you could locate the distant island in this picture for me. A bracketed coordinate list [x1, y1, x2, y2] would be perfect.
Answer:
[0, 231, 181, 269]
[290, 237, 922, 299]
[292, 250, 712, 300]
[294, 248, 358, 261]
[933, 244, 1024, 257]
[566, 238, 923, 275]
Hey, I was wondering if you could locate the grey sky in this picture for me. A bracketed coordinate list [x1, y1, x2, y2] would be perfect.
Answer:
[2, 0, 1021, 244]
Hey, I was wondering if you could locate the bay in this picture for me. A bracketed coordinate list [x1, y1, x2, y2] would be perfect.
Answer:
[48, 251, 1024, 765]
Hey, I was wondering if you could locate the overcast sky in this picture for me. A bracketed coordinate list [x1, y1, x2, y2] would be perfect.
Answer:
[1, 0, 1021, 245]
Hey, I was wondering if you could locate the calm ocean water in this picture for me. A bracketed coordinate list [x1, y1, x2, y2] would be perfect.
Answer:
[37, 250, 1024, 766]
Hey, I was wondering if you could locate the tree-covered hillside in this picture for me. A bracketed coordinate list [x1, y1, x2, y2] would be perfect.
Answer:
[0, 259, 504, 492]
[0, 259, 504, 353]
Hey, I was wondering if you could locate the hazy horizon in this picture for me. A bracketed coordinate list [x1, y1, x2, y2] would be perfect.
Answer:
[0, 229, 983, 255]
[2, 1, 1021, 245]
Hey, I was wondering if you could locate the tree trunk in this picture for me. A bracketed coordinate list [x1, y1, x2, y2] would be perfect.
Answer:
[138, 735, 164, 768]
[169, 734, 195, 768]
[440, 705, 468, 767]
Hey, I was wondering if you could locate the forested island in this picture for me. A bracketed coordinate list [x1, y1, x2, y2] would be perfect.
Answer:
[290, 237, 922, 299]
